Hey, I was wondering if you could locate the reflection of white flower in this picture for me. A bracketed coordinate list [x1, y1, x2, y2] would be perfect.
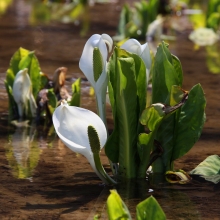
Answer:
[189, 27, 219, 46]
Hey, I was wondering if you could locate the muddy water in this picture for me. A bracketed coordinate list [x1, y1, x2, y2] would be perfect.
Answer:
[0, 0, 220, 219]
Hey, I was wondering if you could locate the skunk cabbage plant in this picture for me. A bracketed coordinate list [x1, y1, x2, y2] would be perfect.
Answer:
[5, 47, 81, 121]
[53, 35, 206, 183]
[79, 33, 113, 126]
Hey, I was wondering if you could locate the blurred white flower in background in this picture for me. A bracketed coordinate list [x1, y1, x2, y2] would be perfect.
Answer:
[189, 27, 219, 46]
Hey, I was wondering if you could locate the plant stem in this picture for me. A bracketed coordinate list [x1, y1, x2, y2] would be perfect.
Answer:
[92, 153, 117, 185]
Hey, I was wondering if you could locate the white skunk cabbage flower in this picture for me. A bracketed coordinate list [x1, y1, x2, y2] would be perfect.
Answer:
[189, 27, 219, 46]
[52, 101, 111, 182]
[120, 39, 151, 85]
[79, 34, 113, 126]
[12, 68, 37, 118]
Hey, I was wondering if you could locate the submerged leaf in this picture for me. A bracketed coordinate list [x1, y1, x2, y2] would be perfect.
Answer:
[107, 190, 132, 220]
[136, 196, 166, 220]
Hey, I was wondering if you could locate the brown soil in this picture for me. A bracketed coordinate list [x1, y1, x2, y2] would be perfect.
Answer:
[0, 0, 219, 219]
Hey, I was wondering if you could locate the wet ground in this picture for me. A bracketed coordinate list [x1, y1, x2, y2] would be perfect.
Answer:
[0, 0, 220, 219]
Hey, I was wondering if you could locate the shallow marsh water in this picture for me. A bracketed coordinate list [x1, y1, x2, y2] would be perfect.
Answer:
[0, 0, 220, 219]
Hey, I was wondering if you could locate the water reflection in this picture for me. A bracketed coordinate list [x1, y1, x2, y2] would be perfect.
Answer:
[5, 122, 56, 180]
[206, 43, 220, 74]
[20, 0, 93, 35]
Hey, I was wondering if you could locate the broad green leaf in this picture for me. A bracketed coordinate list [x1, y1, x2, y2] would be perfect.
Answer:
[140, 106, 164, 131]
[206, 0, 220, 22]
[134, 1, 149, 38]
[115, 56, 138, 178]
[19, 51, 35, 70]
[17, 50, 41, 98]
[152, 42, 182, 105]
[137, 133, 151, 162]
[151, 42, 183, 172]
[169, 85, 185, 106]
[148, 0, 159, 22]
[4, 81, 17, 119]
[137, 133, 152, 178]
[190, 155, 220, 184]
[136, 196, 166, 220]
[105, 47, 146, 171]
[207, 12, 220, 31]
[6, 47, 29, 87]
[116, 4, 132, 38]
[105, 48, 120, 163]
[25, 52, 41, 98]
[171, 55, 183, 87]
[107, 190, 132, 220]
[69, 78, 81, 107]
[171, 84, 206, 161]
[137, 105, 165, 177]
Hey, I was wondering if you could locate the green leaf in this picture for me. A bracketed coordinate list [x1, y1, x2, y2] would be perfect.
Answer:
[69, 78, 81, 107]
[18, 51, 35, 70]
[140, 105, 164, 131]
[171, 55, 183, 87]
[6, 47, 29, 88]
[190, 155, 220, 184]
[47, 89, 57, 115]
[105, 47, 146, 178]
[107, 190, 132, 220]
[151, 42, 183, 172]
[171, 84, 206, 161]
[116, 4, 132, 38]
[137, 105, 165, 177]
[40, 72, 49, 89]
[25, 52, 41, 98]
[105, 48, 146, 171]
[17, 50, 41, 98]
[169, 85, 185, 106]
[4, 81, 17, 119]
[115, 56, 138, 178]
[136, 196, 166, 220]
[152, 42, 182, 105]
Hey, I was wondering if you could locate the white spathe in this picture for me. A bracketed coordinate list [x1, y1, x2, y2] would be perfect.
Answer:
[79, 34, 113, 126]
[189, 27, 219, 46]
[120, 39, 151, 84]
[12, 68, 37, 118]
[52, 101, 107, 176]
[79, 33, 113, 93]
